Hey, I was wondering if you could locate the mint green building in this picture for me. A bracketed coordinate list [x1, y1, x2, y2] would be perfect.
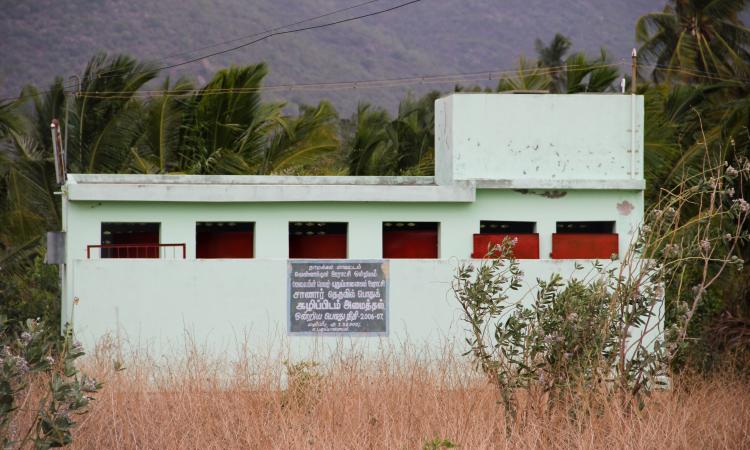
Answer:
[59, 93, 650, 356]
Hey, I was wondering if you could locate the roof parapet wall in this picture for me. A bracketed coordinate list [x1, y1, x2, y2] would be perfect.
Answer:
[435, 93, 645, 189]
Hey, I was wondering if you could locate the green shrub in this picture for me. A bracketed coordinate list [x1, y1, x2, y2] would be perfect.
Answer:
[453, 156, 750, 426]
[0, 317, 100, 449]
[0, 252, 60, 334]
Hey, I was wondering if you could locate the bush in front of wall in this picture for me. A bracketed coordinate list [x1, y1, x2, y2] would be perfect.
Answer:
[453, 155, 750, 427]
[0, 317, 101, 449]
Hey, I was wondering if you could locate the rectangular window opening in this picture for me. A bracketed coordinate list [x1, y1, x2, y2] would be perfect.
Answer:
[289, 222, 347, 259]
[479, 221, 536, 234]
[552, 221, 618, 259]
[100, 222, 160, 258]
[196, 222, 254, 259]
[556, 221, 615, 234]
[383, 222, 439, 259]
[474, 221, 538, 259]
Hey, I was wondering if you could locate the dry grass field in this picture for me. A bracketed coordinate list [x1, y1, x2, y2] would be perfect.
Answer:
[25, 343, 743, 450]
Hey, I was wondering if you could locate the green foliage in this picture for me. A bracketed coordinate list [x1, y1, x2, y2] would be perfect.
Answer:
[0, 318, 100, 448]
[497, 56, 553, 92]
[3, 0, 750, 374]
[420, 438, 457, 450]
[0, 97, 25, 140]
[281, 360, 322, 408]
[454, 157, 750, 421]
[342, 91, 438, 176]
[636, 0, 750, 83]
[130, 77, 194, 174]
[177, 64, 340, 175]
[0, 252, 60, 334]
[496, 34, 619, 94]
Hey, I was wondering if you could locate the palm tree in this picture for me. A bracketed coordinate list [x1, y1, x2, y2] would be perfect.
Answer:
[641, 83, 710, 199]
[0, 53, 158, 275]
[497, 57, 552, 92]
[497, 34, 618, 94]
[535, 33, 573, 91]
[343, 91, 438, 176]
[67, 53, 159, 173]
[255, 101, 339, 175]
[130, 77, 194, 174]
[390, 91, 439, 175]
[180, 64, 339, 175]
[636, 0, 750, 83]
[531, 34, 620, 93]
[561, 49, 620, 93]
[0, 98, 25, 140]
[0, 79, 66, 256]
[344, 103, 392, 176]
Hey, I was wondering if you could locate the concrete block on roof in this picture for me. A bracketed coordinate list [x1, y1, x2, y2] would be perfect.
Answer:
[435, 93, 644, 187]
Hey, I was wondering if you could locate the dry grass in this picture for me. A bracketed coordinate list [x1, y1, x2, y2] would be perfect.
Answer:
[22, 342, 750, 450]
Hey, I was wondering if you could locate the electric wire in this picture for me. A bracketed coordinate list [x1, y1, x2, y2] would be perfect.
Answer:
[646, 64, 750, 84]
[64, 62, 626, 99]
[72, 0, 427, 84]
[156, 0, 386, 62]
[81, 0, 390, 85]
[0, 0, 426, 102]
[4, 61, 750, 104]
[156, 0, 425, 72]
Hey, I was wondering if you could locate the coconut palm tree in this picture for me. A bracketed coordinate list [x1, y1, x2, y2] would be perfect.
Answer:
[0, 54, 158, 276]
[343, 91, 438, 176]
[344, 103, 393, 176]
[535, 33, 573, 91]
[0, 79, 66, 254]
[180, 63, 339, 175]
[0, 98, 25, 140]
[561, 49, 620, 93]
[66, 53, 159, 173]
[390, 91, 438, 175]
[497, 57, 553, 92]
[129, 77, 194, 174]
[636, 0, 750, 83]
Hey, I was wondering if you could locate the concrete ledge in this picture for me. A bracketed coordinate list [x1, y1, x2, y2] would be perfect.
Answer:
[68, 174, 437, 186]
[67, 183, 476, 203]
[474, 179, 646, 190]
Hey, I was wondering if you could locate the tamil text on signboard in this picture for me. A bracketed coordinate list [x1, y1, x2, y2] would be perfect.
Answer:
[288, 260, 388, 334]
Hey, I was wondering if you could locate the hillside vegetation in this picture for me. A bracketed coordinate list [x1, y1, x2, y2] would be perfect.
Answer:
[2, 0, 750, 447]
[1, 0, 662, 112]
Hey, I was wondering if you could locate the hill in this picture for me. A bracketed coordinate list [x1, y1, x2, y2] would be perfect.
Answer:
[0, 0, 664, 114]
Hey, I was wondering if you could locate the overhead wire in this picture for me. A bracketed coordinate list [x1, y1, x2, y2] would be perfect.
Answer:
[643, 64, 750, 84]
[0, 0, 426, 102]
[6, 60, 750, 105]
[66, 62, 627, 99]
[71, 0, 427, 85]
[155, 0, 426, 72]
[156, 0, 386, 62]
[80, 0, 390, 85]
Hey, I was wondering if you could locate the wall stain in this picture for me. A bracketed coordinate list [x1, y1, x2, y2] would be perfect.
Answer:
[514, 189, 567, 199]
[617, 200, 634, 215]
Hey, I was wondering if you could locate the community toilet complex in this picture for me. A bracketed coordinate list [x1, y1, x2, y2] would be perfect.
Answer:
[57, 93, 646, 353]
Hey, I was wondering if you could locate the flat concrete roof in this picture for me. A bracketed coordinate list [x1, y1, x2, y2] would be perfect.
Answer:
[66, 174, 475, 203]
[64, 174, 644, 203]
[68, 174, 437, 186]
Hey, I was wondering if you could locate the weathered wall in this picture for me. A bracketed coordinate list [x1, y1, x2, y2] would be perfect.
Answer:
[63, 188, 646, 355]
[435, 94, 644, 184]
[62, 94, 651, 356]
[70, 258, 661, 359]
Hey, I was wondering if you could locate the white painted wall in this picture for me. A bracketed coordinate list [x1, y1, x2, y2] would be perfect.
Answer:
[60, 94, 653, 357]
[63, 189, 646, 355]
[435, 94, 644, 184]
[70, 258, 661, 359]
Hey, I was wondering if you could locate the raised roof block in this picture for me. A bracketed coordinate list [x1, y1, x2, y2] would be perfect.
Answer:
[435, 94, 644, 186]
